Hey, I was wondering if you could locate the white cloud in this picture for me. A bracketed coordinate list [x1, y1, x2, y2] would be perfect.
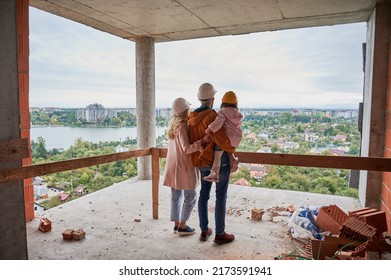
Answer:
[30, 7, 366, 109]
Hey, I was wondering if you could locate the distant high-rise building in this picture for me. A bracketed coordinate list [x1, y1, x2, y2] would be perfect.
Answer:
[76, 103, 117, 123]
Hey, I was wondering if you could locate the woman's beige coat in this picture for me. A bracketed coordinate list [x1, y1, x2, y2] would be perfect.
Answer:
[163, 124, 201, 190]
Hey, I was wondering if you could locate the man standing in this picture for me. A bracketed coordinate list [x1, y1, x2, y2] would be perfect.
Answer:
[188, 82, 235, 244]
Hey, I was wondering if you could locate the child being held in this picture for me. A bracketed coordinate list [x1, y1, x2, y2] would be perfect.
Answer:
[204, 91, 243, 182]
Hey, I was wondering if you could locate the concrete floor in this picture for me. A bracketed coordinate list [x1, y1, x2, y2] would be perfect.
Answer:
[27, 178, 361, 260]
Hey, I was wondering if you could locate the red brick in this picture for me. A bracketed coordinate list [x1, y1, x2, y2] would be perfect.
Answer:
[380, 201, 387, 213]
[38, 218, 52, 232]
[23, 184, 33, 203]
[20, 129, 30, 141]
[384, 171, 391, 187]
[24, 202, 34, 221]
[21, 35, 29, 56]
[339, 217, 377, 241]
[23, 177, 32, 185]
[22, 157, 32, 166]
[381, 185, 389, 206]
[62, 229, 74, 240]
[316, 205, 348, 234]
[20, 111, 30, 129]
[380, 202, 391, 234]
[251, 208, 265, 221]
[362, 211, 389, 236]
[388, 186, 391, 211]
[349, 208, 377, 216]
[16, 0, 29, 18]
[385, 148, 391, 158]
[388, 213, 391, 233]
[17, 53, 29, 73]
[385, 129, 391, 149]
[388, 92, 391, 112]
[18, 72, 30, 95]
[387, 112, 391, 130]
[16, 17, 28, 36]
[72, 229, 86, 240]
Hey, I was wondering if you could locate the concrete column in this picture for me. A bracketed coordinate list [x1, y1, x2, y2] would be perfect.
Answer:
[360, 1, 391, 209]
[136, 37, 156, 180]
[0, 0, 28, 259]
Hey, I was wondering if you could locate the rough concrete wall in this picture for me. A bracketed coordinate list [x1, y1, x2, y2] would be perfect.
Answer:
[0, 0, 28, 259]
[380, 0, 391, 233]
[136, 37, 156, 180]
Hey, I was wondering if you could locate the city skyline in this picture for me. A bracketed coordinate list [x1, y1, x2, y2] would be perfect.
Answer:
[30, 7, 367, 109]
[30, 105, 359, 111]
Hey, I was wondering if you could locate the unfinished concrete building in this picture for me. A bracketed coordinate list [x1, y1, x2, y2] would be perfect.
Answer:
[1, 0, 390, 259]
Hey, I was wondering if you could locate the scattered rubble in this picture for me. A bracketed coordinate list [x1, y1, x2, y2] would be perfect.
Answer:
[251, 208, 265, 221]
[288, 204, 391, 260]
[227, 206, 245, 217]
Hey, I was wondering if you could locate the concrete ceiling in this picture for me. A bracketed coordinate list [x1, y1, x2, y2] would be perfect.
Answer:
[30, 0, 377, 43]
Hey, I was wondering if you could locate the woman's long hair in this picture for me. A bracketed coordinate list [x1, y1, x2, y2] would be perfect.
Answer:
[166, 108, 189, 140]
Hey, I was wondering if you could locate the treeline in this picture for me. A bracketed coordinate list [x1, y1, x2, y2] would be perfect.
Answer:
[31, 110, 170, 127]
[238, 112, 360, 155]
[30, 110, 139, 127]
[32, 137, 138, 209]
[230, 166, 357, 197]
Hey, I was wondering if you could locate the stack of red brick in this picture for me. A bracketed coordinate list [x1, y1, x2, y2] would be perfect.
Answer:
[304, 205, 391, 260]
[38, 218, 52, 233]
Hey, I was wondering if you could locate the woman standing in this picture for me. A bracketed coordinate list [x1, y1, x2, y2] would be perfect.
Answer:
[163, 97, 208, 236]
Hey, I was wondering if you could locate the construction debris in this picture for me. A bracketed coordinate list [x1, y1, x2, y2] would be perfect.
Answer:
[62, 229, 86, 241]
[62, 229, 74, 240]
[288, 204, 391, 260]
[38, 218, 52, 233]
[72, 229, 86, 240]
[251, 208, 265, 221]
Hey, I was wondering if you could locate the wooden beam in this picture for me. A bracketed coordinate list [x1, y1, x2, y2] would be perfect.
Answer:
[151, 148, 160, 219]
[0, 138, 30, 162]
[234, 152, 391, 172]
[0, 148, 151, 183]
[158, 148, 391, 172]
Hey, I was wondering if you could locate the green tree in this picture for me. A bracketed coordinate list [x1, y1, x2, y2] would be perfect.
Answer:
[79, 172, 90, 185]
[348, 145, 359, 155]
[32, 137, 48, 159]
[271, 144, 280, 153]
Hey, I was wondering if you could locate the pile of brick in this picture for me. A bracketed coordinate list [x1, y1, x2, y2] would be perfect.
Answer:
[38, 218, 52, 233]
[304, 205, 391, 260]
[62, 229, 86, 241]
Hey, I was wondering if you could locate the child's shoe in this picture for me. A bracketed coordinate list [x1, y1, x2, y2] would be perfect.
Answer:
[230, 157, 239, 173]
[204, 166, 220, 182]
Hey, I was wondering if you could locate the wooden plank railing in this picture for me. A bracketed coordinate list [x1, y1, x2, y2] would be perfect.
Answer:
[0, 148, 151, 183]
[1, 147, 391, 220]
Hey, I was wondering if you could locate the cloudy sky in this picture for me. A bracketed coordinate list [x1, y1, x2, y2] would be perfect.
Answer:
[29, 7, 367, 110]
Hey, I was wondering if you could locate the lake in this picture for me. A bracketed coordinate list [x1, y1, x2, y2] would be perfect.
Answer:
[30, 126, 167, 150]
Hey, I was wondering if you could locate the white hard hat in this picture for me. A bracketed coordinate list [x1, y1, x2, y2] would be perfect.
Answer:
[172, 97, 190, 114]
[198, 83, 216, 100]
